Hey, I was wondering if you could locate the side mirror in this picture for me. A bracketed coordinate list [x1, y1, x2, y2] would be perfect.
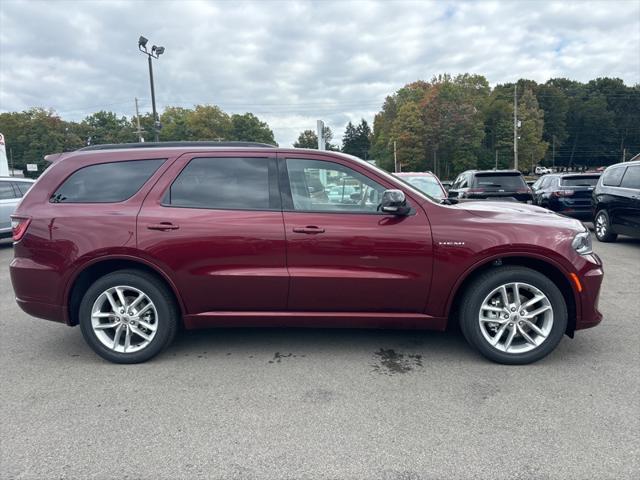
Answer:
[379, 189, 411, 215]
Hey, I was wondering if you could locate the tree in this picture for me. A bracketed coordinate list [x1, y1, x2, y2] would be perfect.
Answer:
[342, 119, 371, 159]
[517, 88, 548, 172]
[230, 113, 277, 145]
[293, 126, 337, 150]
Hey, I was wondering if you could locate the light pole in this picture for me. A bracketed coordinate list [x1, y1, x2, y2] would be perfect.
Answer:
[138, 36, 165, 142]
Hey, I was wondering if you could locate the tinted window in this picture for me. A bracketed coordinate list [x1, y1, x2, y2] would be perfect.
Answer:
[14, 182, 32, 196]
[602, 167, 625, 187]
[620, 165, 640, 189]
[166, 157, 271, 210]
[473, 173, 526, 189]
[400, 176, 445, 199]
[286, 158, 385, 213]
[0, 183, 16, 200]
[561, 175, 600, 187]
[51, 159, 164, 203]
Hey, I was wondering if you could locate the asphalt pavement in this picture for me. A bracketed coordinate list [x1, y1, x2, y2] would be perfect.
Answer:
[1, 235, 639, 479]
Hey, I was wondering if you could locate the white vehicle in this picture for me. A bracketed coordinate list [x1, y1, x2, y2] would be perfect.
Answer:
[0, 178, 35, 239]
[535, 166, 552, 175]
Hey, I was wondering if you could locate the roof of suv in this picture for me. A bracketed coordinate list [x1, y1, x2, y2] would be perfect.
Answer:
[467, 169, 523, 175]
[78, 141, 277, 151]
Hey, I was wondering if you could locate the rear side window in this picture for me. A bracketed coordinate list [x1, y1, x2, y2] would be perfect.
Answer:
[473, 173, 526, 189]
[0, 183, 16, 200]
[561, 175, 600, 187]
[13, 182, 33, 196]
[165, 157, 273, 210]
[51, 159, 164, 203]
[620, 165, 640, 189]
[602, 167, 625, 187]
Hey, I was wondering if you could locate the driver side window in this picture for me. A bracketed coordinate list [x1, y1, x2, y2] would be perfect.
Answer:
[285, 158, 386, 213]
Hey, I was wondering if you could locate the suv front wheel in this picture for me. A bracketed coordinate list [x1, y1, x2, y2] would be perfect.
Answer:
[459, 266, 567, 365]
[79, 270, 179, 363]
[594, 210, 617, 242]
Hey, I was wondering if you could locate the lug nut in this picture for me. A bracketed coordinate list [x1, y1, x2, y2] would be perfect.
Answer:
[520, 311, 525, 316]
[120, 309, 124, 314]
[504, 314, 509, 319]
[511, 307, 516, 312]
[509, 323, 514, 326]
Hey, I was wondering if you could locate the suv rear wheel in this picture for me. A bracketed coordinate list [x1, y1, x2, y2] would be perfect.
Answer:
[79, 270, 178, 363]
[594, 210, 617, 242]
[459, 266, 567, 365]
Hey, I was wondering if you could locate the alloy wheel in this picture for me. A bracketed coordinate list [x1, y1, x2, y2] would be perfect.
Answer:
[595, 213, 607, 239]
[90, 285, 158, 353]
[478, 282, 554, 354]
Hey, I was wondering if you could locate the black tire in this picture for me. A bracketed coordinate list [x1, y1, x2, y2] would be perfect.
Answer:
[79, 269, 179, 364]
[594, 210, 617, 242]
[459, 266, 567, 365]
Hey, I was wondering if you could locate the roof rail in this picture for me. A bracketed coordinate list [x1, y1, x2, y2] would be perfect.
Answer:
[78, 141, 277, 151]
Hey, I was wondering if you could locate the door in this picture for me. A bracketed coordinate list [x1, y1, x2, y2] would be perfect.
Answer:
[137, 153, 288, 314]
[617, 165, 640, 235]
[279, 154, 433, 313]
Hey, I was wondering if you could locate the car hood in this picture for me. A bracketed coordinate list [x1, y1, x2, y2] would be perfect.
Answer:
[454, 201, 585, 230]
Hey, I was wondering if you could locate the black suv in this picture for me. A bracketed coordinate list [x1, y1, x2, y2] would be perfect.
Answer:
[448, 170, 533, 203]
[592, 160, 640, 242]
[531, 173, 600, 220]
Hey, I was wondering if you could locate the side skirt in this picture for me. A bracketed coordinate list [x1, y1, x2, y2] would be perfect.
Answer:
[183, 311, 448, 331]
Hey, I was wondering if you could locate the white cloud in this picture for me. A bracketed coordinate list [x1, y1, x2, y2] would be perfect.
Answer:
[1, 0, 638, 147]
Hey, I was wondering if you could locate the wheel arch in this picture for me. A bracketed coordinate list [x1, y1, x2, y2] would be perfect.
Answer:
[66, 256, 185, 326]
[446, 254, 579, 336]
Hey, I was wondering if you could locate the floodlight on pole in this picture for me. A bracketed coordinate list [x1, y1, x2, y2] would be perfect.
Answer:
[138, 35, 165, 142]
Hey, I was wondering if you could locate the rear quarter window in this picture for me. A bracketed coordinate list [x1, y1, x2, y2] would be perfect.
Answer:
[620, 165, 640, 189]
[0, 183, 16, 200]
[561, 176, 600, 187]
[602, 167, 625, 187]
[50, 159, 165, 203]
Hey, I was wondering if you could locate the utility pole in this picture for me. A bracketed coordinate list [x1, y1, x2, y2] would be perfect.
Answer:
[316, 120, 326, 150]
[134, 97, 144, 142]
[9, 148, 14, 176]
[622, 148, 626, 162]
[495, 150, 498, 170]
[513, 84, 518, 171]
[393, 141, 398, 173]
[552, 135, 556, 170]
[138, 36, 165, 143]
[433, 149, 437, 176]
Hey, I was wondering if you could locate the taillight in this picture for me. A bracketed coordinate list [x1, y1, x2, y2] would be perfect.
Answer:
[552, 190, 574, 198]
[11, 216, 31, 242]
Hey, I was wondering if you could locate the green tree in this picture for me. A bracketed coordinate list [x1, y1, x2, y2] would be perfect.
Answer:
[293, 127, 336, 150]
[342, 119, 371, 158]
[230, 113, 277, 145]
[517, 88, 548, 173]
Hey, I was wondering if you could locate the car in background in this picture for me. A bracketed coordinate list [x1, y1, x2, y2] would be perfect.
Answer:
[393, 171, 447, 200]
[592, 159, 640, 242]
[535, 166, 553, 175]
[1, 178, 35, 239]
[448, 170, 533, 203]
[440, 180, 452, 192]
[531, 173, 600, 220]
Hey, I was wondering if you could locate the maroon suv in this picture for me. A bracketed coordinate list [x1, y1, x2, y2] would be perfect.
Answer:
[10, 142, 603, 364]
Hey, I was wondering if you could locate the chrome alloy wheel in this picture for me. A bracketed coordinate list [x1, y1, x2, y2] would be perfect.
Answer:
[595, 213, 607, 238]
[478, 282, 554, 354]
[90, 285, 158, 353]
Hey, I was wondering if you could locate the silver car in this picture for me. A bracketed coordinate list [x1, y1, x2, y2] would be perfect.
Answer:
[0, 178, 35, 239]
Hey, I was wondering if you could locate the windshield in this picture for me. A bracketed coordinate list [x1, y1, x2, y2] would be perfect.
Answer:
[399, 176, 445, 199]
[561, 175, 599, 187]
[473, 174, 526, 190]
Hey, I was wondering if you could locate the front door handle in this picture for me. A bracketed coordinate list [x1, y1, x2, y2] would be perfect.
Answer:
[292, 226, 325, 234]
[147, 222, 179, 231]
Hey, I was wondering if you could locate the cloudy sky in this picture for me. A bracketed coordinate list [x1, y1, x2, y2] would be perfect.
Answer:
[1, 0, 639, 146]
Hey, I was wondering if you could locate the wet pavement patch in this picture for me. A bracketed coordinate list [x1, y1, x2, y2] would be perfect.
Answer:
[268, 352, 306, 363]
[372, 348, 423, 375]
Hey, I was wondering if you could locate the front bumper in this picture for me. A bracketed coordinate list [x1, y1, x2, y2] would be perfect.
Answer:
[574, 253, 604, 331]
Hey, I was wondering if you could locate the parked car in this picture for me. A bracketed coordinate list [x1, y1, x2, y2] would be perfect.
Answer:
[11, 142, 603, 365]
[592, 159, 640, 242]
[531, 173, 600, 220]
[393, 171, 447, 200]
[535, 166, 553, 175]
[448, 170, 533, 203]
[1, 177, 35, 239]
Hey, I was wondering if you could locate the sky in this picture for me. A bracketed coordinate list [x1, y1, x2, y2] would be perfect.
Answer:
[1, 0, 639, 147]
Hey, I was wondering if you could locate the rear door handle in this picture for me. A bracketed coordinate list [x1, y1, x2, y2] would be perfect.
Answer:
[147, 222, 179, 231]
[292, 226, 325, 234]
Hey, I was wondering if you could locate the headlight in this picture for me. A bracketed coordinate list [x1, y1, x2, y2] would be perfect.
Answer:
[572, 231, 593, 255]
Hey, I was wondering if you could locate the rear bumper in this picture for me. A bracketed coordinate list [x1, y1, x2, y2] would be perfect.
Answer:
[10, 257, 69, 325]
